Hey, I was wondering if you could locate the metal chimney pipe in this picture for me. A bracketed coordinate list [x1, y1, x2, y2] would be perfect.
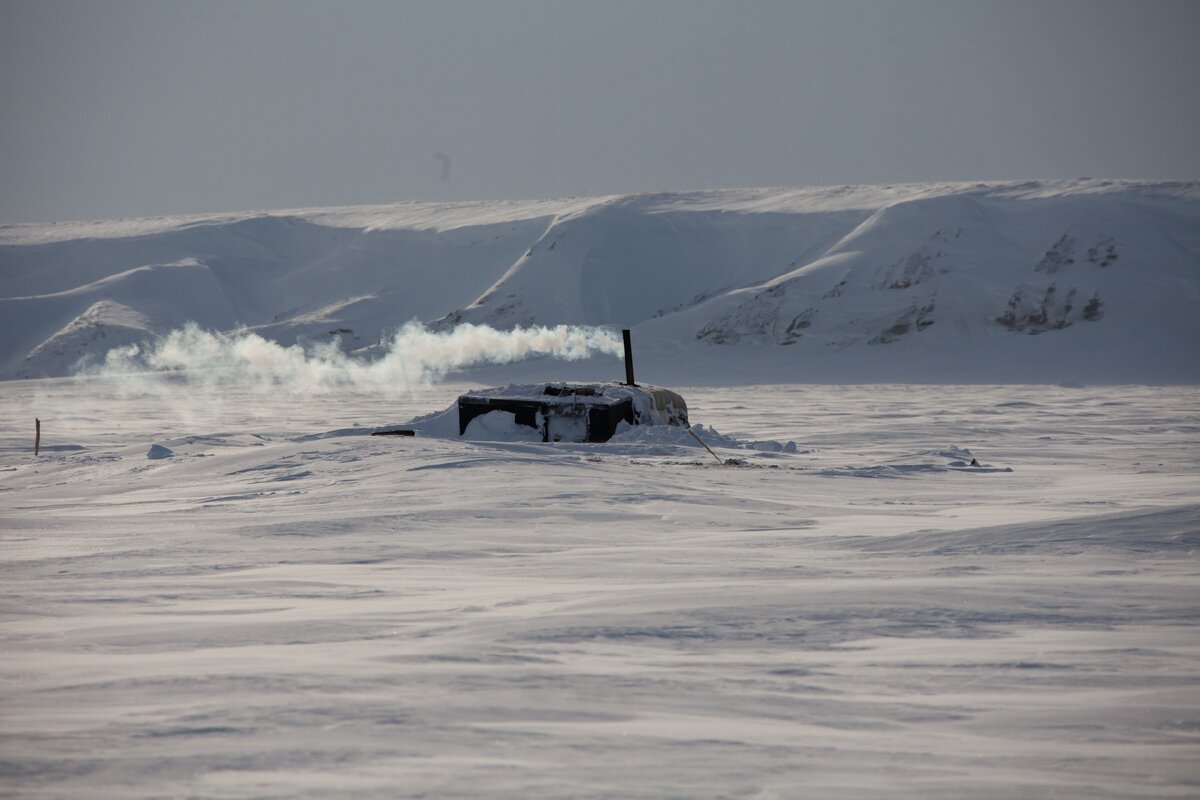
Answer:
[622, 329, 636, 385]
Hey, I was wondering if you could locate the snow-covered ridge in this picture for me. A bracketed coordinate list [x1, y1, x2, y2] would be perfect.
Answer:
[2, 179, 1197, 383]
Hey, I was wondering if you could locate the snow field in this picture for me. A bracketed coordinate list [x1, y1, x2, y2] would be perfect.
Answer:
[1, 380, 1197, 797]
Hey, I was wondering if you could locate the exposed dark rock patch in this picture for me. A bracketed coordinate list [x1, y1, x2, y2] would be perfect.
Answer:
[997, 284, 1094, 334]
[822, 280, 847, 299]
[781, 308, 818, 344]
[870, 299, 937, 345]
[1035, 234, 1076, 273]
[876, 247, 943, 290]
[1087, 237, 1118, 267]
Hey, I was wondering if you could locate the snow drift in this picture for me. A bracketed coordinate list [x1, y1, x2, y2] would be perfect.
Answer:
[2, 179, 1197, 383]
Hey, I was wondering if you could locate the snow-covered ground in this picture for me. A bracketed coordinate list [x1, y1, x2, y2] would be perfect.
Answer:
[2, 178, 1197, 795]
[2, 378, 1197, 798]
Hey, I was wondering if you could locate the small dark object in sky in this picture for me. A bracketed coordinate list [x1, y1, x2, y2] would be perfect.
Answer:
[433, 152, 452, 182]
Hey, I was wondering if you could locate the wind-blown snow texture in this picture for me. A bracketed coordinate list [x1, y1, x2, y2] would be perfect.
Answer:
[2, 182, 1199, 797]
[1, 381, 1197, 798]
[1, 180, 1197, 383]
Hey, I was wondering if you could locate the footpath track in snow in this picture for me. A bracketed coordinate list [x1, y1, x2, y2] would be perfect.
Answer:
[1, 380, 1198, 798]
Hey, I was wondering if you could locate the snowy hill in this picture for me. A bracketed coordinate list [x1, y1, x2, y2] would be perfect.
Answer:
[2, 180, 1198, 382]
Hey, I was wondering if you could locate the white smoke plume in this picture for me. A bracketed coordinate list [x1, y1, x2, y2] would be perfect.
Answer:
[93, 321, 623, 396]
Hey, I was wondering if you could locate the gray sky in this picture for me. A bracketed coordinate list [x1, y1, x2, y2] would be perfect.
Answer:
[2, 0, 1198, 223]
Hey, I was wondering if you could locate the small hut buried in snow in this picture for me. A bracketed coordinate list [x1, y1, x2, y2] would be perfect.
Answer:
[456, 330, 688, 443]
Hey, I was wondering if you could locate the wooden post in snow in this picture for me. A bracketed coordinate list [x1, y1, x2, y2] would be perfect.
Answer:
[35, 418, 40, 457]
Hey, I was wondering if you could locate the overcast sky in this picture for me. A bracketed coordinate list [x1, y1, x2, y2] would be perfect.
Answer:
[2, 0, 1198, 223]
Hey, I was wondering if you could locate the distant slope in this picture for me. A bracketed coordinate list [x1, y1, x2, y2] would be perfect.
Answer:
[2, 180, 1198, 382]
